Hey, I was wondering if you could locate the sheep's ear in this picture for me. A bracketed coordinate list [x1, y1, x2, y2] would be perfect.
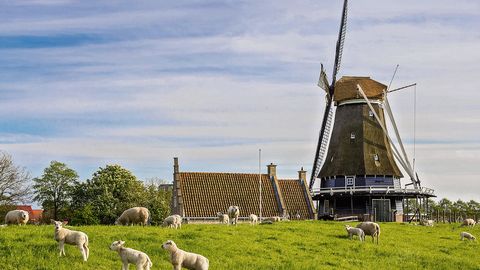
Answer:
[62, 221, 68, 225]
[120, 241, 125, 246]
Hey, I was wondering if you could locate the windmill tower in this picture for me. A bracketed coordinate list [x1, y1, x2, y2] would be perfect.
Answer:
[309, 0, 435, 222]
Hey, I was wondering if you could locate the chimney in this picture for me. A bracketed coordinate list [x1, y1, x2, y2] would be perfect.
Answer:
[173, 157, 179, 174]
[298, 167, 307, 184]
[267, 163, 277, 178]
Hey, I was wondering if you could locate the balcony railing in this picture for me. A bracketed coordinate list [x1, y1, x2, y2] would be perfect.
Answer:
[312, 185, 435, 196]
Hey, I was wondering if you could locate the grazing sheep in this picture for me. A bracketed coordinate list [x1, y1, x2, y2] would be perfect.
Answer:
[460, 232, 476, 241]
[162, 240, 209, 270]
[420, 219, 434, 227]
[461, 218, 476, 227]
[110, 240, 152, 270]
[249, 214, 258, 225]
[227, 206, 240, 226]
[356, 222, 380, 244]
[345, 225, 365, 242]
[217, 212, 229, 224]
[51, 220, 89, 261]
[5, 210, 29, 225]
[264, 216, 281, 223]
[0, 224, 7, 228]
[115, 207, 150, 226]
[163, 214, 182, 229]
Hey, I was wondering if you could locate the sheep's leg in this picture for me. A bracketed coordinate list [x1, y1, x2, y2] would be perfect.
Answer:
[84, 243, 89, 260]
[78, 244, 87, 261]
[173, 264, 182, 270]
[122, 261, 129, 270]
[59, 241, 65, 256]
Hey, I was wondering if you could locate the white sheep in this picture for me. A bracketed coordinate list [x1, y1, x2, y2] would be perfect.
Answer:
[461, 218, 476, 227]
[264, 216, 281, 223]
[460, 232, 476, 241]
[217, 212, 229, 224]
[163, 214, 182, 229]
[51, 220, 89, 261]
[356, 222, 380, 244]
[420, 219, 434, 227]
[345, 225, 365, 242]
[5, 210, 29, 225]
[110, 240, 152, 270]
[249, 214, 258, 225]
[227, 206, 240, 226]
[162, 240, 209, 270]
[115, 207, 150, 226]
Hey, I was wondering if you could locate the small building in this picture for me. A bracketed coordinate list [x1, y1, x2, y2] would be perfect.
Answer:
[171, 158, 316, 221]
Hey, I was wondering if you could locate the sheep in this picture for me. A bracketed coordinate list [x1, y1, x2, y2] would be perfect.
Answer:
[217, 212, 229, 224]
[51, 220, 89, 261]
[115, 207, 150, 226]
[460, 232, 476, 241]
[345, 225, 365, 242]
[461, 218, 476, 227]
[227, 206, 240, 225]
[264, 216, 281, 223]
[419, 219, 434, 227]
[162, 240, 209, 270]
[163, 214, 182, 229]
[356, 222, 380, 244]
[249, 214, 258, 225]
[5, 210, 29, 225]
[110, 240, 152, 270]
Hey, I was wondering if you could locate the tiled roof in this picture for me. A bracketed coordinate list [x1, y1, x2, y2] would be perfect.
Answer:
[278, 179, 311, 219]
[16, 205, 33, 212]
[179, 172, 281, 218]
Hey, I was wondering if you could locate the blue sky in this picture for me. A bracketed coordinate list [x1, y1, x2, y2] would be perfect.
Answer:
[0, 0, 479, 201]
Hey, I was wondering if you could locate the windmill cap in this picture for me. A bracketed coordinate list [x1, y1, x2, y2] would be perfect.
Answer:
[334, 76, 387, 102]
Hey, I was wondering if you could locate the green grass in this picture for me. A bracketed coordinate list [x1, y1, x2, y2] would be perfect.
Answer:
[0, 221, 479, 269]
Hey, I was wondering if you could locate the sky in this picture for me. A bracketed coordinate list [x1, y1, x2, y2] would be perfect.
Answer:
[0, 0, 479, 202]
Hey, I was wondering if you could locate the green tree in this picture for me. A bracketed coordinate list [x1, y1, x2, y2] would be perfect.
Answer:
[33, 161, 78, 220]
[72, 164, 145, 224]
[141, 181, 172, 225]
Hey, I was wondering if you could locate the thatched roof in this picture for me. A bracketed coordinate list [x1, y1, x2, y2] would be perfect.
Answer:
[334, 76, 387, 103]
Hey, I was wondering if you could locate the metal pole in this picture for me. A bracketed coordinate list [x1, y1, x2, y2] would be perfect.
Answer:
[259, 149, 262, 221]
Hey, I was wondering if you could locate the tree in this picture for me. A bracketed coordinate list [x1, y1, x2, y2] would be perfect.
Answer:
[33, 161, 78, 220]
[141, 181, 172, 225]
[71, 164, 145, 224]
[0, 151, 31, 205]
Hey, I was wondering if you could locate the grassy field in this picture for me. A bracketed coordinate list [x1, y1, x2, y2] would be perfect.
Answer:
[0, 221, 478, 269]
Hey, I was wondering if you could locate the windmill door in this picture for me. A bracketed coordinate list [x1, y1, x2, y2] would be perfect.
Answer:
[372, 199, 391, 222]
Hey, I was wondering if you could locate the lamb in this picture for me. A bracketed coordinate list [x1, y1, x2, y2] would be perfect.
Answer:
[461, 218, 476, 227]
[162, 240, 209, 270]
[217, 212, 229, 224]
[51, 220, 89, 261]
[356, 222, 380, 244]
[345, 225, 365, 242]
[249, 214, 258, 225]
[115, 207, 150, 226]
[5, 210, 29, 225]
[420, 219, 434, 227]
[110, 240, 152, 270]
[163, 214, 182, 229]
[460, 232, 476, 241]
[227, 206, 240, 225]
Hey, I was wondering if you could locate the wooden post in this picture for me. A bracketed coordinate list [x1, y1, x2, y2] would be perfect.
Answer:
[453, 211, 456, 223]
[448, 211, 452, 223]
[442, 210, 445, 223]
[350, 196, 353, 215]
[436, 209, 439, 223]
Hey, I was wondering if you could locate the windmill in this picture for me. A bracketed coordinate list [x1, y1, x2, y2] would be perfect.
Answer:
[309, 0, 435, 222]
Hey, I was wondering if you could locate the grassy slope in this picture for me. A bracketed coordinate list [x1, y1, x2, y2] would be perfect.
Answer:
[0, 221, 478, 270]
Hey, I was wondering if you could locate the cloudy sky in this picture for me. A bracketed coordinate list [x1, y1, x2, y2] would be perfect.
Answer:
[0, 0, 479, 201]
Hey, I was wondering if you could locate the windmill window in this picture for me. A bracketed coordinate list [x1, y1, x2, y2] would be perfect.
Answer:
[369, 110, 374, 117]
[346, 177, 354, 186]
[374, 154, 379, 161]
[350, 132, 356, 139]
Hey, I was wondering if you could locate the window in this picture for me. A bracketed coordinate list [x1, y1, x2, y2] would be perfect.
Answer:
[346, 177, 354, 186]
[374, 154, 379, 161]
[369, 110, 374, 117]
[350, 132, 356, 139]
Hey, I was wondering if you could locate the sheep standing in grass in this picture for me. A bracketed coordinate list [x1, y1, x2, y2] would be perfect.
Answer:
[115, 207, 150, 226]
[5, 210, 29, 225]
[356, 222, 380, 244]
[110, 240, 152, 270]
[51, 220, 89, 261]
[227, 206, 240, 226]
[420, 219, 434, 227]
[345, 225, 365, 242]
[162, 240, 209, 270]
[249, 214, 258, 225]
[461, 218, 476, 227]
[163, 214, 182, 229]
[460, 232, 476, 241]
[217, 212, 229, 224]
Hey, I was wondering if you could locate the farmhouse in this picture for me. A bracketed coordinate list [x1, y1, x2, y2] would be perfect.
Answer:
[171, 158, 315, 221]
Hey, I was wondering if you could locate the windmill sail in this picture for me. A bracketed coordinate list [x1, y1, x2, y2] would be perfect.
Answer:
[317, 64, 330, 93]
